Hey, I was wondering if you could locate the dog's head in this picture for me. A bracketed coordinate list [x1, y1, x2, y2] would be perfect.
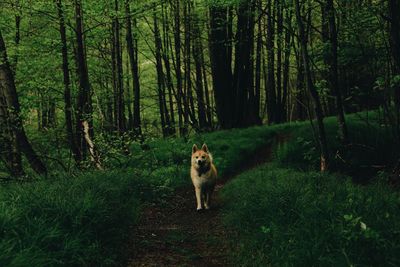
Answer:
[191, 144, 212, 169]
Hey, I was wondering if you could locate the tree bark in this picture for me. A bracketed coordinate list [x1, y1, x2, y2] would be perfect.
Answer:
[233, 0, 260, 127]
[209, 5, 234, 129]
[265, 0, 277, 124]
[192, 6, 207, 130]
[326, 0, 348, 143]
[295, 0, 329, 171]
[112, 0, 126, 135]
[0, 29, 47, 176]
[173, 0, 186, 136]
[125, 0, 142, 135]
[153, 9, 169, 137]
[74, 0, 96, 163]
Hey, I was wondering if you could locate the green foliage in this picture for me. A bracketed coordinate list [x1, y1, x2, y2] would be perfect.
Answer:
[274, 112, 398, 180]
[222, 165, 400, 266]
[220, 112, 400, 266]
[0, 122, 278, 266]
[0, 170, 141, 266]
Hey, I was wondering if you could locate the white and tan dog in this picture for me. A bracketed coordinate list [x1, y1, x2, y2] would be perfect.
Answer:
[190, 144, 217, 211]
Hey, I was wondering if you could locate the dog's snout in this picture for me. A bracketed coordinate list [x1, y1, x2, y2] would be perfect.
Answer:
[197, 160, 202, 164]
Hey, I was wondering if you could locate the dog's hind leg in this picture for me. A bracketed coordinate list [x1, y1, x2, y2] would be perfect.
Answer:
[195, 187, 202, 211]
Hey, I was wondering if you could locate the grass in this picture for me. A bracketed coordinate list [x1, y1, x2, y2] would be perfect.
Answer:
[221, 112, 400, 266]
[222, 165, 400, 266]
[1, 110, 398, 266]
[0, 123, 279, 266]
[0, 170, 141, 266]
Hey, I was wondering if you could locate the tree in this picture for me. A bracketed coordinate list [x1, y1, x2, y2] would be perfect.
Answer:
[74, 0, 101, 168]
[209, 4, 234, 129]
[125, 0, 142, 135]
[0, 29, 47, 176]
[294, 0, 329, 171]
[233, 0, 261, 127]
[56, 0, 80, 163]
[325, 0, 348, 143]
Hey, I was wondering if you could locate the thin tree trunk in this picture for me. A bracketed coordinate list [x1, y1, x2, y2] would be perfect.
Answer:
[295, 0, 329, 171]
[161, 4, 176, 135]
[173, 0, 186, 136]
[125, 0, 142, 135]
[0, 29, 47, 176]
[326, 0, 348, 143]
[255, 1, 263, 120]
[281, 8, 292, 122]
[276, 0, 283, 123]
[74, 0, 98, 166]
[265, 0, 277, 124]
[154, 9, 168, 137]
[113, 0, 125, 135]
[192, 5, 207, 130]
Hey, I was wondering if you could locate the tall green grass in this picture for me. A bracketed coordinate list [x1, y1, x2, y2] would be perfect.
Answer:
[221, 112, 400, 266]
[0, 170, 141, 266]
[0, 123, 279, 266]
[222, 165, 400, 266]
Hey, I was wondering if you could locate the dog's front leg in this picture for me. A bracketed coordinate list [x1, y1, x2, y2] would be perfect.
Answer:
[204, 192, 211, 210]
[195, 187, 202, 211]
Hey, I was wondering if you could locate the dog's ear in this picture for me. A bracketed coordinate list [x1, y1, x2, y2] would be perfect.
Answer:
[192, 144, 198, 154]
[201, 144, 209, 153]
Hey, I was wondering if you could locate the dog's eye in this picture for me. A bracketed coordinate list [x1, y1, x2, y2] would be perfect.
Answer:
[195, 156, 198, 159]
[202, 156, 205, 159]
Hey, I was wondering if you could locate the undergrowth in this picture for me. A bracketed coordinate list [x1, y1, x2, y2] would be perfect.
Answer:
[221, 112, 400, 266]
[0, 123, 278, 266]
[222, 165, 400, 266]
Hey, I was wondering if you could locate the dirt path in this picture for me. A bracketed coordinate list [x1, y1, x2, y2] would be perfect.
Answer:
[126, 143, 274, 267]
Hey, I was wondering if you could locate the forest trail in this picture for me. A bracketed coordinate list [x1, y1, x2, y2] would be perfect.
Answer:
[126, 139, 280, 267]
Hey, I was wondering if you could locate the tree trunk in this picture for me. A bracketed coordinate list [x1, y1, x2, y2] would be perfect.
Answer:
[281, 8, 292, 122]
[112, 0, 126, 135]
[295, 0, 329, 171]
[265, 0, 277, 124]
[192, 6, 207, 130]
[161, 4, 176, 135]
[0, 29, 47, 176]
[125, 0, 142, 135]
[326, 0, 348, 143]
[74, 0, 98, 166]
[233, 0, 259, 127]
[276, 0, 283, 123]
[173, 0, 186, 136]
[209, 5, 234, 129]
[153, 9, 168, 137]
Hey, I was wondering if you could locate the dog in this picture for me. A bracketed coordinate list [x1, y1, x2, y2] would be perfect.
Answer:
[190, 144, 217, 211]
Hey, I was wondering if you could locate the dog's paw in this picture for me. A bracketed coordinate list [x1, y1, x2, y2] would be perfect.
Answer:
[196, 207, 203, 212]
[204, 205, 210, 210]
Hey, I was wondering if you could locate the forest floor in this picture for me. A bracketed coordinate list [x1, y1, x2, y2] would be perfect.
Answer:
[126, 142, 275, 267]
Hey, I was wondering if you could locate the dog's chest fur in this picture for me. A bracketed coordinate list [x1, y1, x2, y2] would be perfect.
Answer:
[191, 164, 216, 188]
